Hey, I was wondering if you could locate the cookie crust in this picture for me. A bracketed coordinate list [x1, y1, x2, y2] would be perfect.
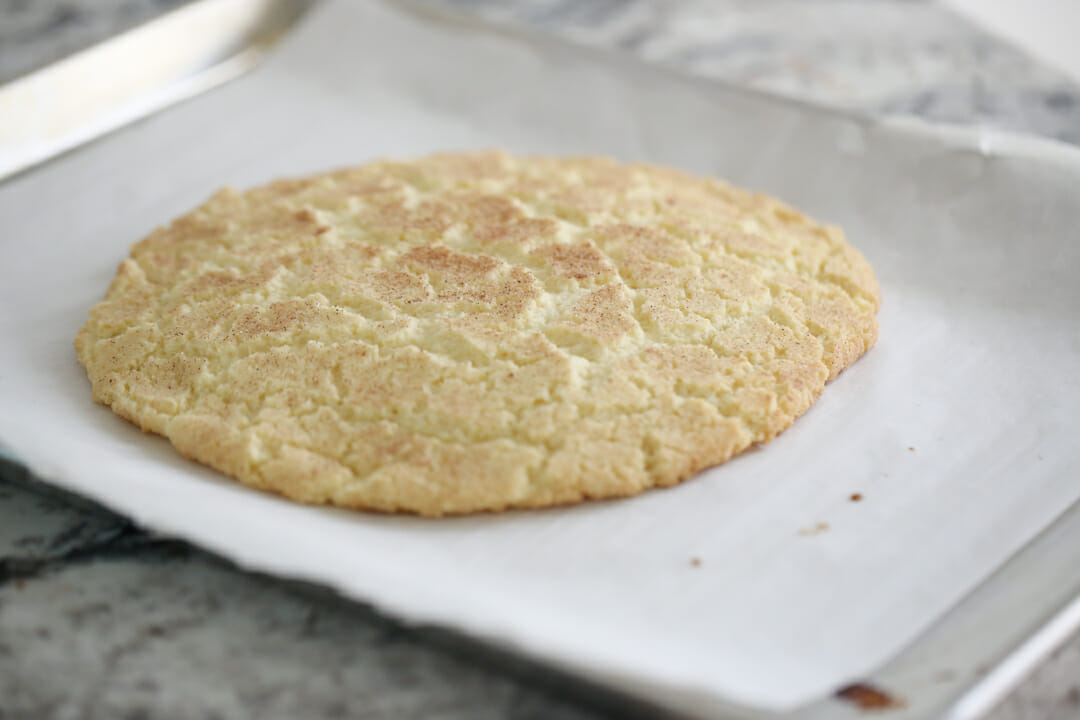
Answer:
[76, 151, 880, 515]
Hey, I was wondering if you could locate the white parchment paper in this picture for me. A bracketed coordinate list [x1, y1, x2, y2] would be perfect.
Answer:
[2, 1, 1079, 715]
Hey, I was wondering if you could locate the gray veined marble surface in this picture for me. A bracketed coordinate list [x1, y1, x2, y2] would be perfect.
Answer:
[1, 1, 1079, 719]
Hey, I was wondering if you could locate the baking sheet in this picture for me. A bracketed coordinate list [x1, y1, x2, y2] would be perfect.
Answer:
[2, 0, 1079, 715]
[0, 0, 309, 181]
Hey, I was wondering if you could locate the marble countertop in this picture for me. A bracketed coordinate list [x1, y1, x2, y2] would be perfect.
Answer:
[1, 1, 1078, 719]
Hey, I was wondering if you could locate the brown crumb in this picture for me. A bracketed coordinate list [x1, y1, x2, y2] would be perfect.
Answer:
[836, 683, 904, 711]
[850, 493, 863, 502]
[690, 557, 702, 567]
[908, 446, 915, 452]
[799, 522, 830, 536]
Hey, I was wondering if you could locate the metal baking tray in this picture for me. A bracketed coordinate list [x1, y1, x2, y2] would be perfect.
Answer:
[1, 1, 1078, 717]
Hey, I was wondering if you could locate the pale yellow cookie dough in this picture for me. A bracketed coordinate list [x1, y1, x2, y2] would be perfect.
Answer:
[76, 151, 880, 515]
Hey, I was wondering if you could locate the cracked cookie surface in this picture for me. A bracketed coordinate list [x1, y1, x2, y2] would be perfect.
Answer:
[76, 151, 880, 516]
